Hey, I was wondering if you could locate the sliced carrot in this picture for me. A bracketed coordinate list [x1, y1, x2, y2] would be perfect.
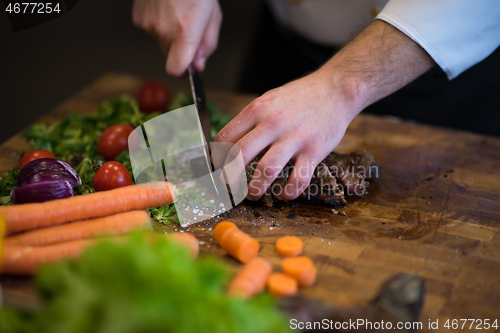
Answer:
[219, 227, 259, 263]
[276, 236, 303, 257]
[228, 257, 272, 298]
[0, 182, 174, 233]
[1, 239, 94, 275]
[282, 256, 317, 287]
[166, 232, 199, 258]
[236, 238, 260, 263]
[220, 227, 247, 257]
[3, 210, 151, 247]
[299, 265, 317, 287]
[267, 273, 298, 297]
[214, 221, 237, 244]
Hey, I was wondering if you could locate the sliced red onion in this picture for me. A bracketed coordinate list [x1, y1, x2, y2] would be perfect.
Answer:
[18, 158, 81, 187]
[11, 180, 74, 204]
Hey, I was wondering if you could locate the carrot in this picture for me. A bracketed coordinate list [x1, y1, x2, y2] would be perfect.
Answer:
[267, 273, 298, 297]
[276, 236, 303, 257]
[0, 182, 174, 233]
[282, 256, 317, 287]
[3, 210, 151, 247]
[218, 226, 259, 263]
[214, 221, 237, 244]
[1, 239, 94, 275]
[0, 212, 6, 269]
[166, 232, 199, 258]
[228, 257, 272, 298]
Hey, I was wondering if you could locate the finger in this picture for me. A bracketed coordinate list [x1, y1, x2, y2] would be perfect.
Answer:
[166, 18, 210, 77]
[214, 98, 261, 145]
[235, 124, 278, 166]
[217, 143, 246, 195]
[131, 0, 147, 28]
[194, 7, 222, 71]
[278, 154, 320, 201]
[246, 142, 297, 201]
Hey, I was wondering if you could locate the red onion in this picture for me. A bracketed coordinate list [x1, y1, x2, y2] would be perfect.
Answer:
[18, 158, 81, 187]
[11, 181, 74, 204]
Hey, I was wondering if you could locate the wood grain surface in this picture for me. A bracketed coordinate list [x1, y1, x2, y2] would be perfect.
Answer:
[1, 74, 499, 331]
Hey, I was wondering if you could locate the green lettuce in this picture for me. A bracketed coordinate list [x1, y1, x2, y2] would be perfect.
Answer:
[0, 234, 291, 333]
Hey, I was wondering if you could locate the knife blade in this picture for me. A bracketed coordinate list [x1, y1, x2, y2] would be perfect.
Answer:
[188, 64, 212, 149]
[188, 63, 219, 194]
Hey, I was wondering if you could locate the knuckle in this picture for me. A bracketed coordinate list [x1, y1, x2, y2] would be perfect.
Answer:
[266, 110, 284, 128]
[301, 138, 326, 160]
[176, 16, 192, 35]
[153, 20, 168, 38]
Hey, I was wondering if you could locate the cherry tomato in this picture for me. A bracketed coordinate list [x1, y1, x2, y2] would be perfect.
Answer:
[136, 80, 171, 113]
[19, 149, 56, 169]
[98, 124, 134, 160]
[92, 161, 133, 192]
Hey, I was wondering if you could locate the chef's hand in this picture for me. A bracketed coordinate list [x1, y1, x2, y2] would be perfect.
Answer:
[215, 20, 435, 201]
[132, 0, 222, 76]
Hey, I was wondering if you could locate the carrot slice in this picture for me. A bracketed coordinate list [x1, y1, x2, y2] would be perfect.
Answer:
[2, 239, 95, 275]
[0, 182, 174, 233]
[282, 256, 317, 287]
[267, 273, 298, 297]
[167, 232, 199, 258]
[214, 221, 237, 244]
[299, 265, 317, 287]
[276, 236, 303, 257]
[218, 226, 259, 263]
[4, 210, 151, 247]
[228, 257, 272, 298]
[236, 238, 260, 263]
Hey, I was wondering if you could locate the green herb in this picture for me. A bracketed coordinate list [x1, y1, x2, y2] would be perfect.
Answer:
[152, 187, 218, 225]
[73, 158, 98, 195]
[22, 96, 150, 164]
[168, 92, 233, 136]
[0, 167, 19, 205]
[149, 204, 178, 225]
[0, 234, 290, 333]
[183, 187, 217, 207]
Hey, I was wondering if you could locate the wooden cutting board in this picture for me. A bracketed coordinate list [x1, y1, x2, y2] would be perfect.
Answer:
[1, 73, 499, 330]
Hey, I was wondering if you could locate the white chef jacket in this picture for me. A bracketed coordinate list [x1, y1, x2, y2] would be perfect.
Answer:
[268, 0, 500, 79]
[377, 0, 500, 79]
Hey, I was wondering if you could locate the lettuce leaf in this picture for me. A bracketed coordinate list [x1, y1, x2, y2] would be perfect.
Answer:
[0, 234, 291, 333]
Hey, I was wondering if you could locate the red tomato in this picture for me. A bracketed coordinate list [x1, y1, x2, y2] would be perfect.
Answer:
[136, 80, 171, 113]
[98, 124, 134, 160]
[92, 161, 133, 192]
[19, 149, 56, 169]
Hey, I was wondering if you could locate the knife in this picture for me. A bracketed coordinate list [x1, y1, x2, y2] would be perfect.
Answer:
[188, 64, 219, 194]
[188, 64, 212, 151]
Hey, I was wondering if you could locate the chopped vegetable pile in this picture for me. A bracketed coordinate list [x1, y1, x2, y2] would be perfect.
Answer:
[0, 86, 233, 226]
[0, 234, 291, 333]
